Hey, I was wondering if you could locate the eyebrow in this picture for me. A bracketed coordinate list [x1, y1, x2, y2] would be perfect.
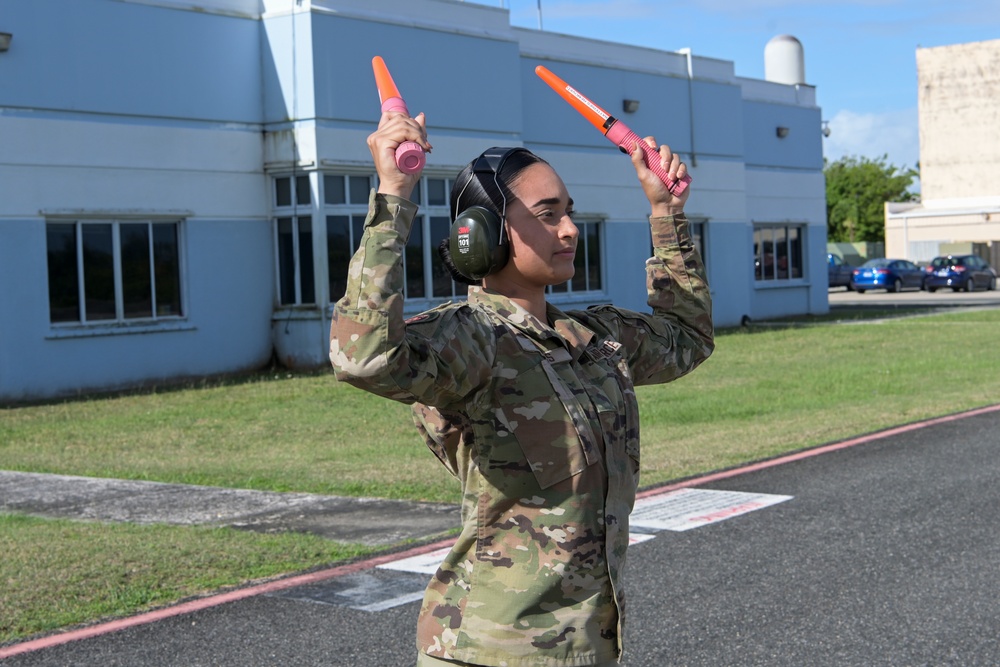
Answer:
[529, 197, 574, 208]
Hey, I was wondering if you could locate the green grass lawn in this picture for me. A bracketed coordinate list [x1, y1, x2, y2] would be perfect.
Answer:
[2, 306, 999, 644]
[0, 514, 374, 645]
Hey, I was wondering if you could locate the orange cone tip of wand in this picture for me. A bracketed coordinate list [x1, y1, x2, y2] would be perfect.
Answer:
[372, 56, 402, 105]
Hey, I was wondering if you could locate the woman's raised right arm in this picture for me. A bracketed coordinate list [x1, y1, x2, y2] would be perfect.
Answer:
[329, 112, 493, 408]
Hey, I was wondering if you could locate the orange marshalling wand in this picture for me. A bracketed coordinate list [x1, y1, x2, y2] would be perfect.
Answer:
[535, 65, 691, 195]
[372, 56, 425, 174]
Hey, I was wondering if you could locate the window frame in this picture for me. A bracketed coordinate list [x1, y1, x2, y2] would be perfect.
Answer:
[546, 216, 605, 297]
[753, 222, 805, 284]
[44, 216, 186, 327]
[272, 173, 317, 307]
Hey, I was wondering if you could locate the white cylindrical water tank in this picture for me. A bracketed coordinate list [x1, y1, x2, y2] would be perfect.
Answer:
[764, 34, 806, 85]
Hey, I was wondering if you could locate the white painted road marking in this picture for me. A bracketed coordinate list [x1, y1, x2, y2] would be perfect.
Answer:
[631, 488, 793, 532]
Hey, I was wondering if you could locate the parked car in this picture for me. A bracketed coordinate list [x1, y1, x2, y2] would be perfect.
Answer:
[850, 258, 925, 293]
[923, 254, 998, 292]
[827, 253, 853, 289]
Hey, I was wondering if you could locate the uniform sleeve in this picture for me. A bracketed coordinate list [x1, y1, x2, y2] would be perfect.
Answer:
[583, 213, 714, 386]
[329, 190, 495, 408]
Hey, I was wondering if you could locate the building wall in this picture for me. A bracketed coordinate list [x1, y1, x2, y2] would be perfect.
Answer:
[0, 0, 827, 402]
[917, 39, 1000, 201]
[0, 0, 274, 401]
[885, 39, 1000, 261]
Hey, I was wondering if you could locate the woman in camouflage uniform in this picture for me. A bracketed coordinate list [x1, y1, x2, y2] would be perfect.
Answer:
[330, 107, 714, 666]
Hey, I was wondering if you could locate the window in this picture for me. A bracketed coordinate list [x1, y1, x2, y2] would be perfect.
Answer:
[274, 175, 315, 305]
[324, 173, 458, 302]
[753, 223, 803, 281]
[548, 220, 603, 294]
[648, 220, 706, 264]
[324, 173, 374, 303]
[45, 220, 183, 324]
[690, 220, 706, 271]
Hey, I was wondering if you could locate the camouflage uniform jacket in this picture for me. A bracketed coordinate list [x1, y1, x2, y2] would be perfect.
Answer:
[330, 191, 714, 666]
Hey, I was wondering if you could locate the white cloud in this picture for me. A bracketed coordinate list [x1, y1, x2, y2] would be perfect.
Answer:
[823, 108, 920, 170]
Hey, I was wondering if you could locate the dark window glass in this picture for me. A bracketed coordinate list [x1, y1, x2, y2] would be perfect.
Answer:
[277, 217, 295, 305]
[82, 224, 115, 320]
[755, 227, 774, 280]
[153, 223, 181, 317]
[295, 175, 311, 205]
[691, 221, 706, 272]
[753, 228, 761, 280]
[406, 218, 425, 298]
[298, 216, 315, 304]
[430, 216, 455, 298]
[327, 215, 350, 302]
[427, 179, 447, 207]
[324, 175, 345, 205]
[775, 225, 788, 279]
[349, 176, 370, 204]
[275, 177, 292, 207]
[586, 222, 602, 291]
[789, 226, 802, 278]
[121, 223, 152, 318]
[46, 224, 80, 323]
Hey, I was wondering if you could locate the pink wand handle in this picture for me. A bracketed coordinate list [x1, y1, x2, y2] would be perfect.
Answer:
[381, 97, 426, 175]
[605, 122, 691, 196]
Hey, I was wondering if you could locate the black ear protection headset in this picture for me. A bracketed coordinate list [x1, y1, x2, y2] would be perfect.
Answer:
[449, 147, 529, 281]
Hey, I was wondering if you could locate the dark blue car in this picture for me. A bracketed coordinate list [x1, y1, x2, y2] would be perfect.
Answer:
[850, 258, 924, 293]
[923, 255, 997, 292]
[827, 253, 853, 289]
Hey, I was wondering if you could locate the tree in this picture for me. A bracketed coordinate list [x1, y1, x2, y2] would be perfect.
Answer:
[824, 155, 918, 243]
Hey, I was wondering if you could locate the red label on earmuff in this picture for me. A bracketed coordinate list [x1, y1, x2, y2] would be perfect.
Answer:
[457, 226, 471, 254]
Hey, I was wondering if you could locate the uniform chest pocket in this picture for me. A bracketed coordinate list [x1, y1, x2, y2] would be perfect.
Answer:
[584, 339, 640, 473]
[492, 344, 601, 489]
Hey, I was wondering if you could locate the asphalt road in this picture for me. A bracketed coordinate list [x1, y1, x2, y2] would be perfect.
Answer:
[5, 405, 999, 667]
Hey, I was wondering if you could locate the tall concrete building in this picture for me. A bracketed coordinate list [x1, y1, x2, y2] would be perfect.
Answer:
[885, 38, 1000, 267]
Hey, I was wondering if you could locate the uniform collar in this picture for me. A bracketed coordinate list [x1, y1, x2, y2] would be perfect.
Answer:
[468, 286, 596, 359]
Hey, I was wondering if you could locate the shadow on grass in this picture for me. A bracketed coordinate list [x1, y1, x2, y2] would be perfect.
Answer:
[722, 301, 989, 335]
[1, 363, 336, 409]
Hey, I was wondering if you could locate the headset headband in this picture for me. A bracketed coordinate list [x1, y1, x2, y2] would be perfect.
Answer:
[458, 146, 529, 229]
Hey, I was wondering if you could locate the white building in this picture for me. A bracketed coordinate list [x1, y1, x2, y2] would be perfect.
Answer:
[0, 0, 828, 402]
[885, 39, 1000, 266]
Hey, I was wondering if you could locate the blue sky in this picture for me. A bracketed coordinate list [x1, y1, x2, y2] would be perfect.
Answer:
[489, 0, 1000, 174]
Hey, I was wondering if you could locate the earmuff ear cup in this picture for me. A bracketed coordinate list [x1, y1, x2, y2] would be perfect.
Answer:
[448, 146, 529, 281]
[449, 206, 509, 281]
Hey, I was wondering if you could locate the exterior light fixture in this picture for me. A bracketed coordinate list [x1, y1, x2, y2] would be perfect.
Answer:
[776, 126, 790, 138]
[0, 33, 11, 52]
[622, 99, 640, 114]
